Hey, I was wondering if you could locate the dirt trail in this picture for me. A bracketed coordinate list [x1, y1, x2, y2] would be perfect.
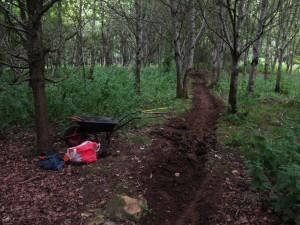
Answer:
[140, 73, 278, 225]
[140, 74, 222, 225]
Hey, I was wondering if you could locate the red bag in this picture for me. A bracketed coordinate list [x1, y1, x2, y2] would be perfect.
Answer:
[66, 141, 100, 163]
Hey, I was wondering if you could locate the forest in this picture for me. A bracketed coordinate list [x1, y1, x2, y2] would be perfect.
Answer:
[0, 0, 300, 225]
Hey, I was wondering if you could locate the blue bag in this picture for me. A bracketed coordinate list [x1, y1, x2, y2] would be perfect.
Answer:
[39, 153, 64, 170]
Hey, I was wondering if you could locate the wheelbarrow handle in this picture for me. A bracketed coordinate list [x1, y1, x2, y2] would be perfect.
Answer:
[116, 117, 141, 130]
[118, 111, 140, 123]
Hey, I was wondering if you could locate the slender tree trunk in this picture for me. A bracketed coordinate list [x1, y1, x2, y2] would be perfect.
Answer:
[275, 48, 283, 93]
[121, 35, 129, 66]
[247, 45, 258, 91]
[75, 0, 85, 79]
[272, 34, 280, 73]
[55, 0, 63, 70]
[247, 0, 267, 93]
[286, 56, 290, 73]
[271, 53, 278, 72]
[229, 55, 239, 113]
[170, 0, 184, 98]
[211, 39, 224, 86]
[242, 46, 249, 75]
[288, 40, 297, 74]
[134, 0, 142, 95]
[289, 54, 294, 73]
[101, 28, 112, 66]
[264, 34, 271, 79]
[88, 0, 97, 79]
[182, 0, 197, 98]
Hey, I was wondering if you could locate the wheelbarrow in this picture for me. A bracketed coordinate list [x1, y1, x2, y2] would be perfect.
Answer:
[63, 112, 141, 155]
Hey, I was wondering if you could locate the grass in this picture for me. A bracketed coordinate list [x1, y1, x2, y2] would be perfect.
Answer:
[215, 72, 300, 143]
[215, 71, 300, 224]
[0, 65, 191, 133]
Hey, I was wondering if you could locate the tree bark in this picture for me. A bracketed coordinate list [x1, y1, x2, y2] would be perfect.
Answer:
[211, 39, 224, 87]
[26, 0, 51, 152]
[101, 27, 113, 66]
[275, 48, 283, 93]
[75, 0, 85, 79]
[272, 33, 280, 73]
[88, 0, 97, 79]
[120, 34, 129, 66]
[182, 0, 197, 98]
[264, 33, 271, 79]
[287, 40, 298, 74]
[229, 55, 239, 113]
[134, 0, 142, 95]
[170, 0, 184, 98]
[170, 0, 200, 98]
[55, 0, 63, 69]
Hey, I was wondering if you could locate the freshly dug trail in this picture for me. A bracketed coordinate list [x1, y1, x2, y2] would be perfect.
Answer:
[140, 73, 279, 225]
[140, 75, 222, 225]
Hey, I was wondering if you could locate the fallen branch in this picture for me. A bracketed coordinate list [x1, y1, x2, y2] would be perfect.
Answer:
[19, 176, 41, 185]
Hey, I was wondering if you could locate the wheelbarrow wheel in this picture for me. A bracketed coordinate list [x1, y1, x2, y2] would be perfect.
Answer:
[64, 126, 87, 147]
[95, 132, 112, 157]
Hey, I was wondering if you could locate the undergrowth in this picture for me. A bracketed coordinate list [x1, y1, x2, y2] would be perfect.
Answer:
[215, 72, 300, 225]
[0, 65, 190, 132]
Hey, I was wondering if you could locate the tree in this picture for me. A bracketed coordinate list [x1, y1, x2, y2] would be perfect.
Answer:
[274, 0, 299, 92]
[263, 32, 271, 79]
[88, 0, 97, 79]
[208, 31, 225, 87]
[134, 0, 142, 95]
[247, 0, 268, 93]
[0, 0, 60, 152]
[103, 0, 145, 95]
[200, 0, 281, 112]
[160, 0, 205, 98]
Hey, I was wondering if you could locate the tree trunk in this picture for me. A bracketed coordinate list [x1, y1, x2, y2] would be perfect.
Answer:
[247, 45, 258, 93]
[26, 0, 50, 152]
[55, 0, 63, 71]
[75, 0, 84, 74]
[264, 34, 271, 79]
[211, 39, 224, 87]
[275, 48, 283, 93]
[121, 35, 129, 66]
[229, 56, 239, 113]
[88, 0, 97, 79]
[247, 0, 267, 93]
[134, 0, 143, 95]
[272, 33, 281, 73]
[182, 0, 196, 98]
[271, 53, 278, 73]
[170, 0, 184, 98]
[101, 28, 113, 66]
[288, 40, 297, 74]
[242, 46, 249, 75]
[286, 57, 290, 73]
[289, 54, 294, 73]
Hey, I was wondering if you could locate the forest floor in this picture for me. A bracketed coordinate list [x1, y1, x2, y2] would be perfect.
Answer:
[0, 73, 280, 225]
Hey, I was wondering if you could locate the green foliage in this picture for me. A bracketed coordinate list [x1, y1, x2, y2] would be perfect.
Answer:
[0, 65, 184, 132]
[223, 129, 246, 146]
[247, 133, 300, 224]
[216, 72, 300, 224]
